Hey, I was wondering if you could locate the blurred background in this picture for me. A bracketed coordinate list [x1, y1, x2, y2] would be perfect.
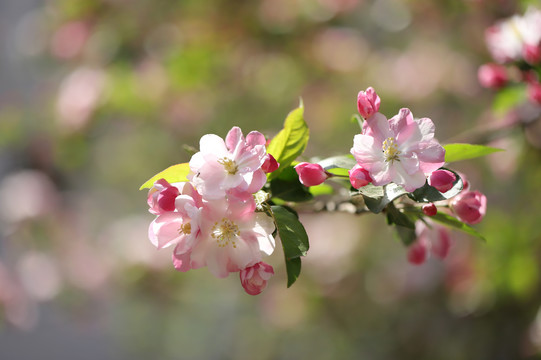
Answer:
[1, 0, 541, 359]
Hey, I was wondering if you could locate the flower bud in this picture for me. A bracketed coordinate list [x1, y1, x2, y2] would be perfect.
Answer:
[451, 190, 487, 225]
[428, 169, 456, 193]
[407, 239, 428, 265]
[527, 82, 541, 105]
[523, 44, 541, 65]
[261, 154, 279, 173]
[348, 164, 372, 189]
[240, 262, 274, 295]
[147, 179, 180, 215]
[294, 162, 328, 187]
[357, 87, 381, 119]
[477, 63, 508, 89]
[422, 203, 437, 216]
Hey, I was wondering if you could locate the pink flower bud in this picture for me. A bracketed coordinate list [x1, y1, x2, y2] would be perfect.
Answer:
[240, 262, 274, 295]
[357, 87, 381, 119]
[261, 154, 279, 173]
[527, 82, 541, 105]
[407, 239, 428, 265]
[523, 44, 541, 65]
[147, 179, 180, 215]
[451, 190, 487, 225]
[477, 63, 508, 89]
[348, 164, 372, 189]
[422, 203, 437, 216]
[294, 162, 328, 187]
[428, 169, 456, 193]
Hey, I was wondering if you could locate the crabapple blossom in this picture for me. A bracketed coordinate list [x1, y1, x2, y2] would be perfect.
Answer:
[172, 196, 276, 278]
[351, 108, 445, 192]
[147, 179, 181, 215]
[295, 162, 329, 187]
[357, 87, 381, 119]
[408, 220, 451, 265]
[451, 190, 487, 225]
[527, 82, 541, 104]
[428, 169, 456, 193]
[189, 126, 268, 199]
[477, 63, 508, 89]
[348, 164, 371, 189]
[239, 262, 274, 295]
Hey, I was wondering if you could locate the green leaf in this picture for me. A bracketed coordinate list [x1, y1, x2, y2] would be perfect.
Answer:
[309, 183, 334, 196]
[386, 202, 416, 246]
[444, 143, 503, 163]
[430, 212, 486, 241]
[410, 168, 463, 203]
[317, 155, 356, 171]
[271, 205, 310, 287]
[356, 183, 408, 214]
[139, 163, 190, 190]
[267, 102, 309, 180]
[270, 166, 313, 202]
[492, 84, 527, 115]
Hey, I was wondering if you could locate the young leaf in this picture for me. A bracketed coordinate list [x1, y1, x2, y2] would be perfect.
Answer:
[410, 168, 463, 203]
[430, 212, 486, 241]
[356, 183, 408, 214]
[267, 102, 309, 180]
[139, 163, 190, 190]
[492, 84, 527, 115]
[271, 205, 310, 287]
[444, 143, 503, 163]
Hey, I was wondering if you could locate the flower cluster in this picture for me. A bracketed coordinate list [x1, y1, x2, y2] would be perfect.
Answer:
[479, 7, 541, 105]
[147, 127, 278, 295]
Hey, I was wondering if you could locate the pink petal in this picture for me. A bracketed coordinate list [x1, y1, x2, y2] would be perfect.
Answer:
[225, 126, 244, 152]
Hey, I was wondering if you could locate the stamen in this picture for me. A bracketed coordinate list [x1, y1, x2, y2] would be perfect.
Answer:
[178, 222, 191, 235]
[211, 218, 240, 248]
[382, 137, 401, 163]
[218, 157, 239, 175]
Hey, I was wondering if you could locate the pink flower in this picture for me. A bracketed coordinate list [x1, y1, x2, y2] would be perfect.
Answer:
[261, 154, 279, 173]
[477, 63, 508, 89]
[523, 43, 541, 64]
[176, 196, 276, 278]
[148, 182, 203, 252]
[351, 108, 445, 192]
[408, 220, 451, 265]
[189, 126, 268, 199]
[294, 162, 329, 187]
[239, 262, 274, 295]
[428, 169, 456, 193]
[422, 203, 437, 216]
[451, 190, 487, 225]
[348, 164, 371, 189]
[527, 82, 541, 104]
[357, 87, 381, 119]
[147, 179, 181, 215]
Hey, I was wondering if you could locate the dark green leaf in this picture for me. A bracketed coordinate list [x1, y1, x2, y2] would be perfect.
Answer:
[284, 257, 302, 288]
[139, 163, 190, 190]
[444, 143, 503, 163]
[267, 102, 309, 180]
[271, 205, 310, 287]
[357, 183, 408, 214]
[386, 202, 415, 229]
[270, 166, 313, 202]
[395, 225, 417, 246]
[410, 168, 463, 203]
[430, 212, 486, 241]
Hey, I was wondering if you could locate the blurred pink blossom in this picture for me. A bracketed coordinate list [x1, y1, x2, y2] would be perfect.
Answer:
[451, 190, 487, 225]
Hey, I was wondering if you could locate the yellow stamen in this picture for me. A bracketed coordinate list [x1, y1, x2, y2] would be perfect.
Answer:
[179, 222, 191, 235]
[382, 137, 401, 163]
[211, 218, 240, 248]
[218, 157, 239, 175]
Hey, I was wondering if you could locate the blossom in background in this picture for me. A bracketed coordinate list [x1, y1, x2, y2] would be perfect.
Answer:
[477, 63, 508, 89]
[351, 107, 445, 192]
[295, 162, 329, 187]
[240, 262, 274, 295]
[408, 220, 451, 265]
[485, 7, 541, 64]
[189, 126, 268, 199]
[451, 190, 487, 225]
